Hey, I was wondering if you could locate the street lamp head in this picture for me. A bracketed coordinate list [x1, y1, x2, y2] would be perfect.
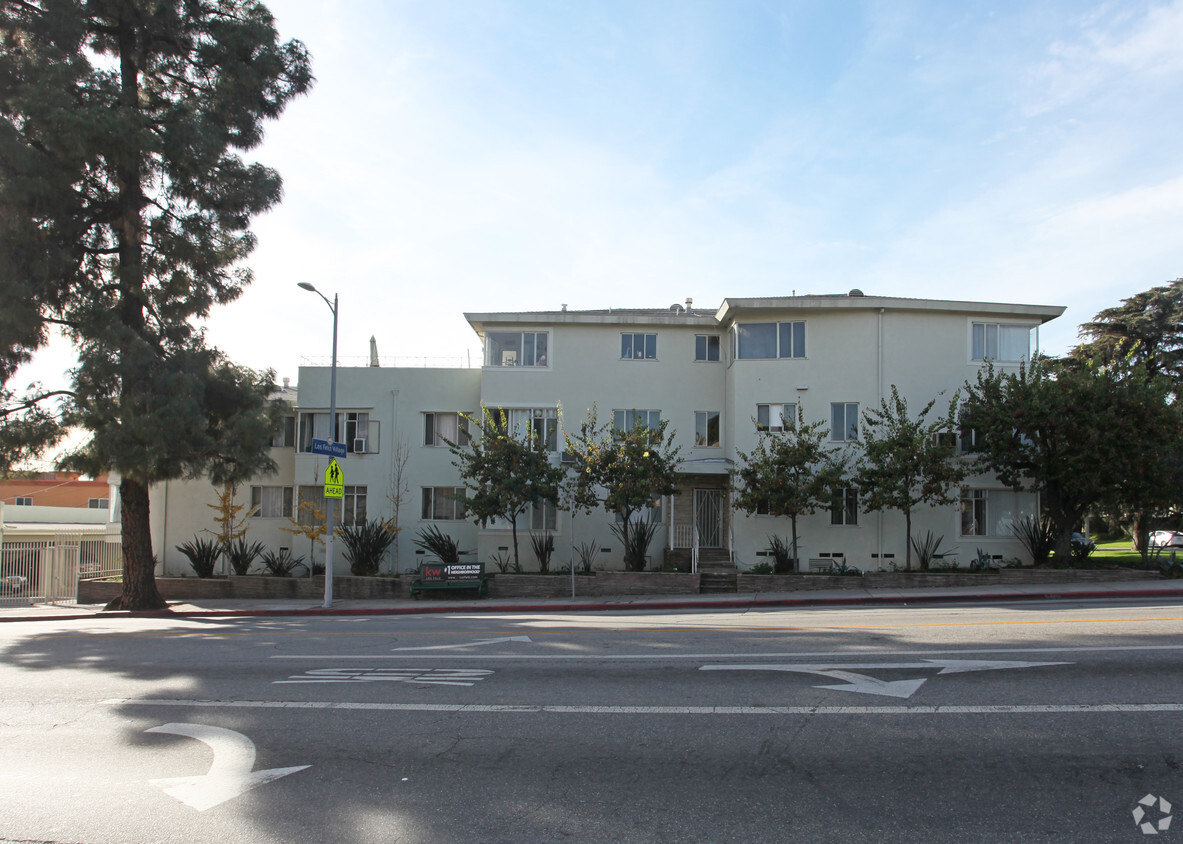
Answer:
[297, 282, 317, 292]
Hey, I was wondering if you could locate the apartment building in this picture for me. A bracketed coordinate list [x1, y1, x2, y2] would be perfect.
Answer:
[149, 292, 1064, 576]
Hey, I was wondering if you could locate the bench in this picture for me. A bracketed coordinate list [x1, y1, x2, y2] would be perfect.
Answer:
[410, 562, 490, 599]
[808, 559, 834, 573]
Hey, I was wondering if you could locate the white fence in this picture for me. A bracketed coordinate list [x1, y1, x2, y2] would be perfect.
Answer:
[0, 535, 122, 607]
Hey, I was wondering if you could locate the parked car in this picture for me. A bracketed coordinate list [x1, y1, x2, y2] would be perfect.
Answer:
[1071, 533, 1096, 555]
[1148, 530, 1183, 548]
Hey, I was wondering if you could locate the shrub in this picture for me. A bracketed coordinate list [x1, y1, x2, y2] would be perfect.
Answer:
[225, 537, 265, 576]
[413, 525, 468, 563]
[831, 561, 861, 576]
[748, 562, 774, 575]
[530, 531, 555, 574]
[339, 518, 398, 576]
[610, 518, 660, 571]
[488, 550, 514, 574]
[1012, 516, 1054, 566]
[260, 548, 305, 577]
[766, 535, 796, 574]
[909, 531, 955, 572]
[573, 540, 599, 574]
[970, 548, 996, 572]
[177, 537, 222, 578]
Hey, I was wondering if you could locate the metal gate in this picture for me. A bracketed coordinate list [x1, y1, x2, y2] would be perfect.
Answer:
[0, 534, 120, 606]
[693, 489, 724, 548]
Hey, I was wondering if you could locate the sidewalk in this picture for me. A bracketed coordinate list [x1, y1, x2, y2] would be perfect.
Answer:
[4, 578, 1183, 622]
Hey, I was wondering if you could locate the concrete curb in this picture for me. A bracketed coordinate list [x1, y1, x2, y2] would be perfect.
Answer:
[5, 585, 1183, 623]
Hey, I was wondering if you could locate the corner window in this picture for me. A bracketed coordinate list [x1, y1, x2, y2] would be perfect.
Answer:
[756, 403, 796, 432]
[695, 411, 720, 447]
[972, 323, 1032, 362]
[422, 487, 467, 521]
[424, 412, 470, 447]
[251, 486, 294, 519]
[486, 331, 549, 367]
[272, 416, 295, 448]
[831, 403, 859, 441]
[695, 335, 720, 362]
[621, 333, 657, 360]
[735, 321, 805, 359]
[831, 487, 858, 525]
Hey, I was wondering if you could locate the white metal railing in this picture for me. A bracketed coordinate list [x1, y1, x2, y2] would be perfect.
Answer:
[670, 524, 694, 549]
[0, 534, 122, 607]
[691, 527, 700, 574]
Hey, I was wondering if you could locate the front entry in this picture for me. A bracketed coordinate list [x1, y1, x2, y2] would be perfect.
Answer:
[693, 489, 724, 548]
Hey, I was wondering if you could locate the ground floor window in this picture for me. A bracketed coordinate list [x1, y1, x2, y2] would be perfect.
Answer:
[251, 485, 293, 519]
[831, 487, 858, 525]
[298, 485, 367, 528]
[422, 487, 466, 521]
[488, 500, 557, 532]
[960, 488, 1036, 537]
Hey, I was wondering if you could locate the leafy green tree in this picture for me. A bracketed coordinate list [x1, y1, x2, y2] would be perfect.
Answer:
[448, 407, 567, 571]
[732, 408, 848, 569]
[0, 0, 312, 609]
[564, 408, 682, 571]
[854, 387, 967, 570]
[961, 359, 1181, 564]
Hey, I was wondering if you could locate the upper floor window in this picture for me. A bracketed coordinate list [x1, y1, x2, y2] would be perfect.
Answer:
[756, 403, 796, 432]
[486, 331, 548, 367]
[271, 416, 295, 448]
[14, 496, 32, 506]
[972, 322, 1031, 362]
[831, 403, 859, 441]
[251, 485, 293, 519]
[613, 409, 661, 442]
[424, 412, 470, 447]
[621, 333, 657, 360]
[489, 407, 559, 452]
[298, 411, 378, 454]
[735, 321, 805, 359]
[695, 411, 720, 447]
[695, 335, 720, 362]
[88, 498, 109, 509]
[422, 487, 467, 521]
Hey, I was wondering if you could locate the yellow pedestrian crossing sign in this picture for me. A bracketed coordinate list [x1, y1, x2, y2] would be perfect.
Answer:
[324, 459, 344, 499]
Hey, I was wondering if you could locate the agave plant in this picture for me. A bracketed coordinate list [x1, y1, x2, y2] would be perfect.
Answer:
[176, 537, 222, 578]
[610, 518, 660, 572]
[909, 531, 955, 572]
[573, 540, 599, 574]
[413, 525, 469, 563]
[1011, 516, 1054, 566]
[260, 548, 306, 578]
[338, 519, 398, 576]
[766, 534, 797, 574]
[225, 537, 265, 576]
[530, 531, 555, 574]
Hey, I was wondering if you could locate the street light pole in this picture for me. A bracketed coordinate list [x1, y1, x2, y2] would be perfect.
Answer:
[298, 282, 338, 609]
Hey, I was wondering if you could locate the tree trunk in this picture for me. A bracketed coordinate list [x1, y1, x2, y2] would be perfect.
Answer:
[106, 477, 167, 611]
[790, 514, 800, 573]
[906, 509, 914, 571]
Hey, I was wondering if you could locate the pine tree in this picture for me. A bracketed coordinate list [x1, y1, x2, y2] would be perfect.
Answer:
[0, 0, 312, 609]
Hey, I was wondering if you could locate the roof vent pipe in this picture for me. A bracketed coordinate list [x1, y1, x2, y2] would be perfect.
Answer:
[685, 297, 693, 309]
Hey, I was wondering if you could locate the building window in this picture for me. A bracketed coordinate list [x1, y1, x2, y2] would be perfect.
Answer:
[298, 486, 367, 528]
[831, 403, 859, 441]
[490, 500, 558, 531]
[14, 496, 32, 506]
[612, 409, 661, 442]
[424, 412, 470, 447]
[422, 487, 467, 521]
[88, 498, 109, 509]
[735, 321, 806, 359]
[972, 323, 1032, 362]
[960, 488, 1036, 537]
[616, 497, 664, 524]
[488, 407, 559, 452]
[621, 333, 657, 360]
[251, 486, 294, 519]
[272, 416, 296, 448]
[486, 331, 548, 367]
[831, 487, 858, 525]
[695, 335, 720, 362]
[298, 411, 376, 453]
[756, 403, 796, 432]
[695, 411, 720, 447]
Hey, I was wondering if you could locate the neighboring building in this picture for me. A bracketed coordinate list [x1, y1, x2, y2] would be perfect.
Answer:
[149, 293, 1064, 576]
[0, 472, 112, 511]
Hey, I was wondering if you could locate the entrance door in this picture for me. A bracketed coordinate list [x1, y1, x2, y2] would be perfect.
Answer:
[693, 489, 724, 548]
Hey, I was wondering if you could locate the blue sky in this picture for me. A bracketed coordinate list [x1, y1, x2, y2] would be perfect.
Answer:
[27, 0, 1183, 385]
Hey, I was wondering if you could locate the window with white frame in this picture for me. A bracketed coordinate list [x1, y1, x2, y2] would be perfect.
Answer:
[298, 411, 377, 453]
[615, 497, 664, 524]
[272, 416, 295, 448]
[251, 485, 293, 519]
[421, 487, 466, 521]
[486, 331, 548, 367]
[961, 488, 1036, 537]
[735, 321, 806, 359]
[488, 407, 559, 452]
[612, 409, 661, 442]
[695, 411, 720, 447]
[831, 403, 859, 441]
[299, 485, 367, 528]
[756, 403, 796, 432]
[14, 496, 32, 506]
[831, 487, 858, 525]
[489, 500, 558, 532]
[424, 412, 470, 447]
[972, 322, 1032, 362]
[88, 498, 109, 509]
[695, 334, 720, 362]
[621, 333, 657, 360]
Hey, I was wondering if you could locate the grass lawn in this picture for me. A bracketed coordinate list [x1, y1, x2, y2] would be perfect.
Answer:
[1092, 540, 1160, 568]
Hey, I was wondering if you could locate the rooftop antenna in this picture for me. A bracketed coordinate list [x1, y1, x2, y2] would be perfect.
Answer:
[369, 335, 379, 367]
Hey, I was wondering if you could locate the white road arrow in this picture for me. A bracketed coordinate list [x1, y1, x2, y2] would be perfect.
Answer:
[146, 723, 310, 811]
[391, 635, 532, 651]
[701, 658, 1068, 699]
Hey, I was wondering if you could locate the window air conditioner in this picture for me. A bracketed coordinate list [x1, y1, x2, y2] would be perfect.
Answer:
[353, 438, 367, 454]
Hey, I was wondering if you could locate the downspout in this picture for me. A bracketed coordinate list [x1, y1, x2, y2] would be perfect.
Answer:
[390, 389, 399, 574]
[876, 308, 884, 569]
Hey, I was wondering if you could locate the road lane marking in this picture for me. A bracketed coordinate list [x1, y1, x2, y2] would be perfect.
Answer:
[107, 699, 1183, 716]
[701, 659, 1069, 698]
[145, 723, 309, 811]
[275, 668, 493, 685]
[391, 636, 532, 651]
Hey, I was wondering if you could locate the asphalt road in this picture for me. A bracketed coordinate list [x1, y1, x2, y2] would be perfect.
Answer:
[2, 598, 1182, 843]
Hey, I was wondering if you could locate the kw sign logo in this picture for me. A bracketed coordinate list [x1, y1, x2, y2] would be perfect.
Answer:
[323, 459, 344, 499]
